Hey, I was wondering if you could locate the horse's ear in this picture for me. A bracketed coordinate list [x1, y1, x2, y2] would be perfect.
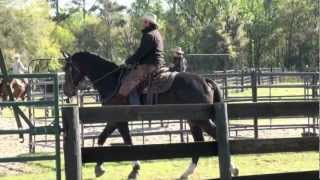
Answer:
[66, 52, 71, 57]
[61, 51, 70, 61]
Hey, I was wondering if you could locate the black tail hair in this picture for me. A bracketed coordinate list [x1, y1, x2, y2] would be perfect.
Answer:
[205, 78, 223, 103]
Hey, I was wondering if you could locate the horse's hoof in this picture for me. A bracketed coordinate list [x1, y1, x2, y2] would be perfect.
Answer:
[179, 175, 189, 180]
[128, 172, 139, 180]
[97, 135, 106, 146]
[231, 167, 239, 177]
[95, 165, 106, 177]
[128, 171, 139, 180]
[128, 164, 140, 180]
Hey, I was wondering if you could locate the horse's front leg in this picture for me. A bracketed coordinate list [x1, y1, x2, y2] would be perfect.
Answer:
[117, 122, 140, 180]
[95, 122, 117, 177]
[97, 122, 117, 145]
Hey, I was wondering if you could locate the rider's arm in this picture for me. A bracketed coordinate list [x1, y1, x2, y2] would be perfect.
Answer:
[182, 58, 187, 72]
[18, 61, 27, 72]
[125, 34, 155, 65]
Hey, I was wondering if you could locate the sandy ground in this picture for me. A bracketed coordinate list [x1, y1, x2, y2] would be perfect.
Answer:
[0, 111, 55, 175]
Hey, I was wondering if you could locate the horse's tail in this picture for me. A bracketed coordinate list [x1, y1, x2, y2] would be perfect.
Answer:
[205, 78, 223, 103]
[22, 83, 31, 100]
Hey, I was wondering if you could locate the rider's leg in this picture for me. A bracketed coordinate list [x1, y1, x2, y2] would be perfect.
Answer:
[118, 65, 156, 97]
[129, 88, 140, 105]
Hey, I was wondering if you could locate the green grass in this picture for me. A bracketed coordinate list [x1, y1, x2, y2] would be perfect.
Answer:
[228, 87, 308, 99]
[0, 152, 317, 180]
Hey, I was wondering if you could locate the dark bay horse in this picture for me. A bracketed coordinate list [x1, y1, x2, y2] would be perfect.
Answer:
[62, 52, 232, 179]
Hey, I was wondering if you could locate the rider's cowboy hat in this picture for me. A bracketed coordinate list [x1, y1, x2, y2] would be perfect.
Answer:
[13, 54, 21, 60]
[172, 47, 184, 55]
[142, 12, 158, 26]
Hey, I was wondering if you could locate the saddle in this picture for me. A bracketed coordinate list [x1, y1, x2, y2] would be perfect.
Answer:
[142, 67, 178, 94]
[133, 67, 178, 105]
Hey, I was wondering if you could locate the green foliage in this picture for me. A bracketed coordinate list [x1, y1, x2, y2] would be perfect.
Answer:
[0, 0, 60, 71]
[0, 0, 317, 72]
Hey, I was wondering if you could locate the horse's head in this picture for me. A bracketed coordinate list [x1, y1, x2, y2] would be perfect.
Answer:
[62, 52, 86, 97]
[62, 51, 121, 100]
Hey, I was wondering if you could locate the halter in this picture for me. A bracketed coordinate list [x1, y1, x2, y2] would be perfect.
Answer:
[65, 61, 82, 91]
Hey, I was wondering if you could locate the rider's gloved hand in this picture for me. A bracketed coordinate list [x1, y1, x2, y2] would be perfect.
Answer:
[120, 64, 134, 69]
[119, 64, 127, 69]
[125, 58, 134, 65]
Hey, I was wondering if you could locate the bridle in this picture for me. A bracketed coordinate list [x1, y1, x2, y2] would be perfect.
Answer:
[65, 60, 82, 91]
[66, 59, 125, 101]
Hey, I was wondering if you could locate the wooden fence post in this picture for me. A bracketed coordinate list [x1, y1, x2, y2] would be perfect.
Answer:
[241, 70, 244, 92]
[224, 70, 228, 99]
[215, 103, 232, 180]
[179, 119, 185, 143]
[62, 107, 82, 180]
[270, 67, 274, 85]
[251, 71, 259, 139]
[257, 70, 261, 85]
[311, 73, 318, 135]
[312, 74, 317, 98]
[78, 93, 85, 148]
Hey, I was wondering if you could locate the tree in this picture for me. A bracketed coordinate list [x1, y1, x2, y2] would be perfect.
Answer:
[0, 0, 317, 72]
[0, 0, 60, 70]
[278, 0, 319, 70]
[88, 0, 127, 61]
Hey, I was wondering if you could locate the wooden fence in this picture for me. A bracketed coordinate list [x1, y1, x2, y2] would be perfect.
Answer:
[73, 71, 319, 148]
[62, 101, 318, 180]
[203, 71, 319, 101]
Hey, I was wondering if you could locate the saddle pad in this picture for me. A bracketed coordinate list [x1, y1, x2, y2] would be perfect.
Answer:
[142, 71, 178, 94]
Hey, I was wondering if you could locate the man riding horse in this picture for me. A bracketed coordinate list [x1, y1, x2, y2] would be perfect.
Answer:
[0, 54, 29, 101]
[12, 54, 28, 83]
[170, 47, 188, 72]
[62, 12, 239, 180]
[114, 12, 164, 104]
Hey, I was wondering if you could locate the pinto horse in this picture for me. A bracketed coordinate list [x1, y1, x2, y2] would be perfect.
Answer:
[62, 52, 236, 179]
[0, 79, 29, 101]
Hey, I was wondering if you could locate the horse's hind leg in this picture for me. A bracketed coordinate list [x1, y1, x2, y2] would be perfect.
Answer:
[180, 122, 204, 179]
[196, 120, 217, 139]
[198, 120, 239, 177]
[117, 122, 140, 179]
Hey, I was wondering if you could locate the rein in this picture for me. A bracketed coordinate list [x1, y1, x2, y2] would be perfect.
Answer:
[68, 61, 121, 86]
[91, 67, 121, 85]
[100, 67, 125, 104]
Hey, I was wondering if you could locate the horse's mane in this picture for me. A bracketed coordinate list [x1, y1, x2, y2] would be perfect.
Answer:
[70, 52, 120, 100]
[71, 52, 119, 72]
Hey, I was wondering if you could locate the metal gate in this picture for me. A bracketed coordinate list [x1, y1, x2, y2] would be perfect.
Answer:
[0, 49, 61, 180]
